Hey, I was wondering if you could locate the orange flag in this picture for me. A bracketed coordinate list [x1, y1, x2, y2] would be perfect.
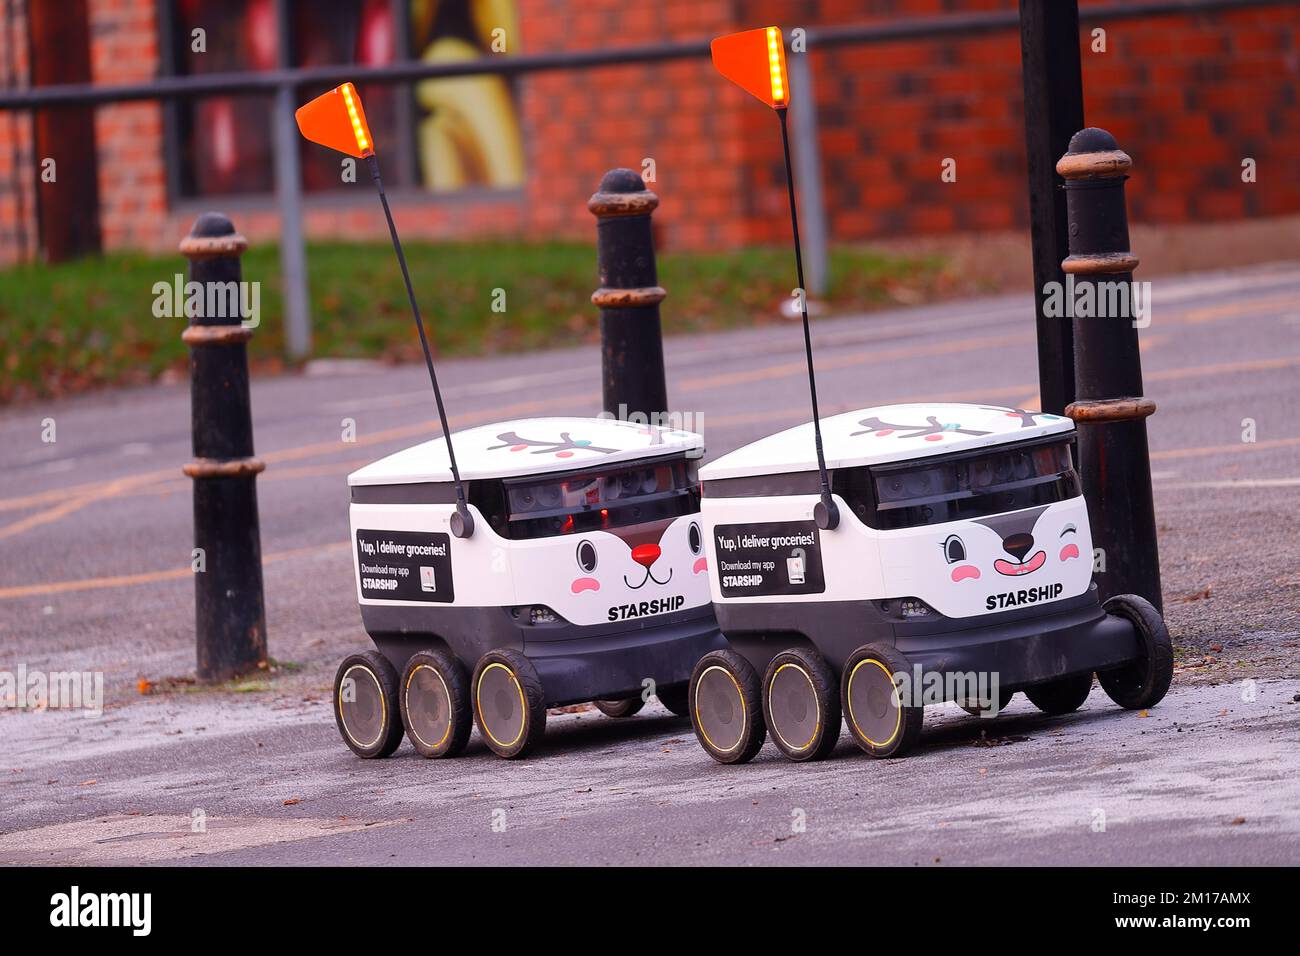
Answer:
[710, 26, 789, 109]
[295, 82, 374, 157]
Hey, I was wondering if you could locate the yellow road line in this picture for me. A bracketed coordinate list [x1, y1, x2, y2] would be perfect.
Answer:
[678, 331, 1031, 392]
[1146, 354, 1300, 382]
[1175, 292, 1300, 325]
[1151, 435, 1300, 461]
[0, 541, 350, 601]
[4, 345, 1297, 543]
[0, 392, 598, 514]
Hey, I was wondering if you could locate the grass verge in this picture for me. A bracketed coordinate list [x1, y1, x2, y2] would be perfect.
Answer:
[0, 239, 973, 402]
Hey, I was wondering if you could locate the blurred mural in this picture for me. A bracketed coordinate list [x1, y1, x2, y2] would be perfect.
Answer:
[171, 0, 523, 197]
[412, 0, 525, 191]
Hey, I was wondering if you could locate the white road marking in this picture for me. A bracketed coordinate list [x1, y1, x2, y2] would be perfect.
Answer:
[1159, 478, 1300, 489]
[0, 814, 398, 864]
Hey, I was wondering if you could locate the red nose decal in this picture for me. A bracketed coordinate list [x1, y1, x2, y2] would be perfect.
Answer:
[631, 543, 661, 568]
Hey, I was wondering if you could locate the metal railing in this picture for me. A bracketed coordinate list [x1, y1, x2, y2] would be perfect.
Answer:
[0, 0, 1284, 358]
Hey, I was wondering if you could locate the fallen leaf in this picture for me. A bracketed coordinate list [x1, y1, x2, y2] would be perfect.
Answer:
[1229, 817, 1246, 826]
[282, 798, 301, 806]
[137, 678, 154, 695]
[1137, 710, 1150, 718]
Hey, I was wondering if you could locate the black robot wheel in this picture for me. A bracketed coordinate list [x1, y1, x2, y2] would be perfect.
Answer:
[655, 682, 691, 718]
[957, 688, 1015, 718]
[333, 650, 404, 759]
[593, 696, 646, 718]
[1024, 672, 1094, 715]
[472, 648, 547, 759]
[1098, 593, 1174, 710]
[400, 649, 472, 758]
[688, 649, 766, 765]
[761, 647, 841, 762]
[841, 643, 923, 759]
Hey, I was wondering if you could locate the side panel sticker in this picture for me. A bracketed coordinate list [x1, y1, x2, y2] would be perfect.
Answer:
[713, 521, 825, 597]
[355, 529, 455, 603]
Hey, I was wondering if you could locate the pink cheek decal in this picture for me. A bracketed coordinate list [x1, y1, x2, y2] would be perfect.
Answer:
[874, 429, 894, 436]
[510, 444, 527, 452]
[1060, 543, 1080, 562]
[571, 577, 600, 594]
[692, 556, 708, 575]
[951, 565, 981, 582]
[556, 451, 574, 458]
[924, 434, 944, 441]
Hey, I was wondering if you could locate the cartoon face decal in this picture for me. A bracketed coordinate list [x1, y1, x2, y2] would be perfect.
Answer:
[939, 505, 1077, 581]
[572, 540, 600, 593]
[942, 534, 981, 582]
[627, 541, 670, 589]
[688, 521, 707, 576]
[569, 530, 675, 593]
[880, 498, 1093, 619]
[507, 513, 709, 627]
[1058, 523, 1082, 564]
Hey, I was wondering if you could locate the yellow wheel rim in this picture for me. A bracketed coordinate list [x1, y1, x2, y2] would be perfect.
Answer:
[693, 664, 747, 754]
[476, 661, 527, 748]
[338, 663, 386, 750]
[405, 663, 453, 750]
[767, 662, 819, 752]
[847, 658, 901, 748]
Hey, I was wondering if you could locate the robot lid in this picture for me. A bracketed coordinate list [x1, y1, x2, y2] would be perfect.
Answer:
[349, 416, 704, 486]
[699, 403, 1073, 481]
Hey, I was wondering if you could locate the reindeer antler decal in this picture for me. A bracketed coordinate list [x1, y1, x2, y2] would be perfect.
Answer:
[489, 431, 620, 459]
[852, 416, 993, 441]
[979, 406, 1059, 428]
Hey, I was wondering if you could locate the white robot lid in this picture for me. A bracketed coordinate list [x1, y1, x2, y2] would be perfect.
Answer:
[349, 416, 703, 486]
[699, 403, 1074, 481]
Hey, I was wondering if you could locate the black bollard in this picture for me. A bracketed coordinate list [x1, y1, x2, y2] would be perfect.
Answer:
[180, 212, 269, 682]
[1057, 129, 1162, 612]
[588, 169, 669, 421]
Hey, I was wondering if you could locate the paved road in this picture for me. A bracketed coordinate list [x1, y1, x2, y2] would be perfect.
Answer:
[1, 262, 1298, 864]
[1, 680, 1297, 865]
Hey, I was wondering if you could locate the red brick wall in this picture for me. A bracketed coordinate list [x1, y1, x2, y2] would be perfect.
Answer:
[90, 0, 168, 252]
[0, 0, 1297, 263]
[741, 0, 1300, 241]
[0, 1, 33, 264]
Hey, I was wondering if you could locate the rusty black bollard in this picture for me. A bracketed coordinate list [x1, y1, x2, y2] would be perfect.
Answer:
[1057, 129, 1162, 612]
[180, 212, 269, 682]
[588, 169, 669, 420]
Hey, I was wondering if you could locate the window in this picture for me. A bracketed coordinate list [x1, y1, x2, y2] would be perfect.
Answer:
[162, 0, 523, 199]
[499, 457, 701, 541]
[833, 438, 1081, 530]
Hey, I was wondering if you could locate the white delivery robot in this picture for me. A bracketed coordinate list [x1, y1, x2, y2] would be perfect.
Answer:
[292, 86, 724, 761]
[337, 416, 723, 759]
[688, 403, 1172, 764]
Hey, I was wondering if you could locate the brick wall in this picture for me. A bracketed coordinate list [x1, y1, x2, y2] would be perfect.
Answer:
[0, 1, 33, 264]
[0, 0, 1297, 263]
